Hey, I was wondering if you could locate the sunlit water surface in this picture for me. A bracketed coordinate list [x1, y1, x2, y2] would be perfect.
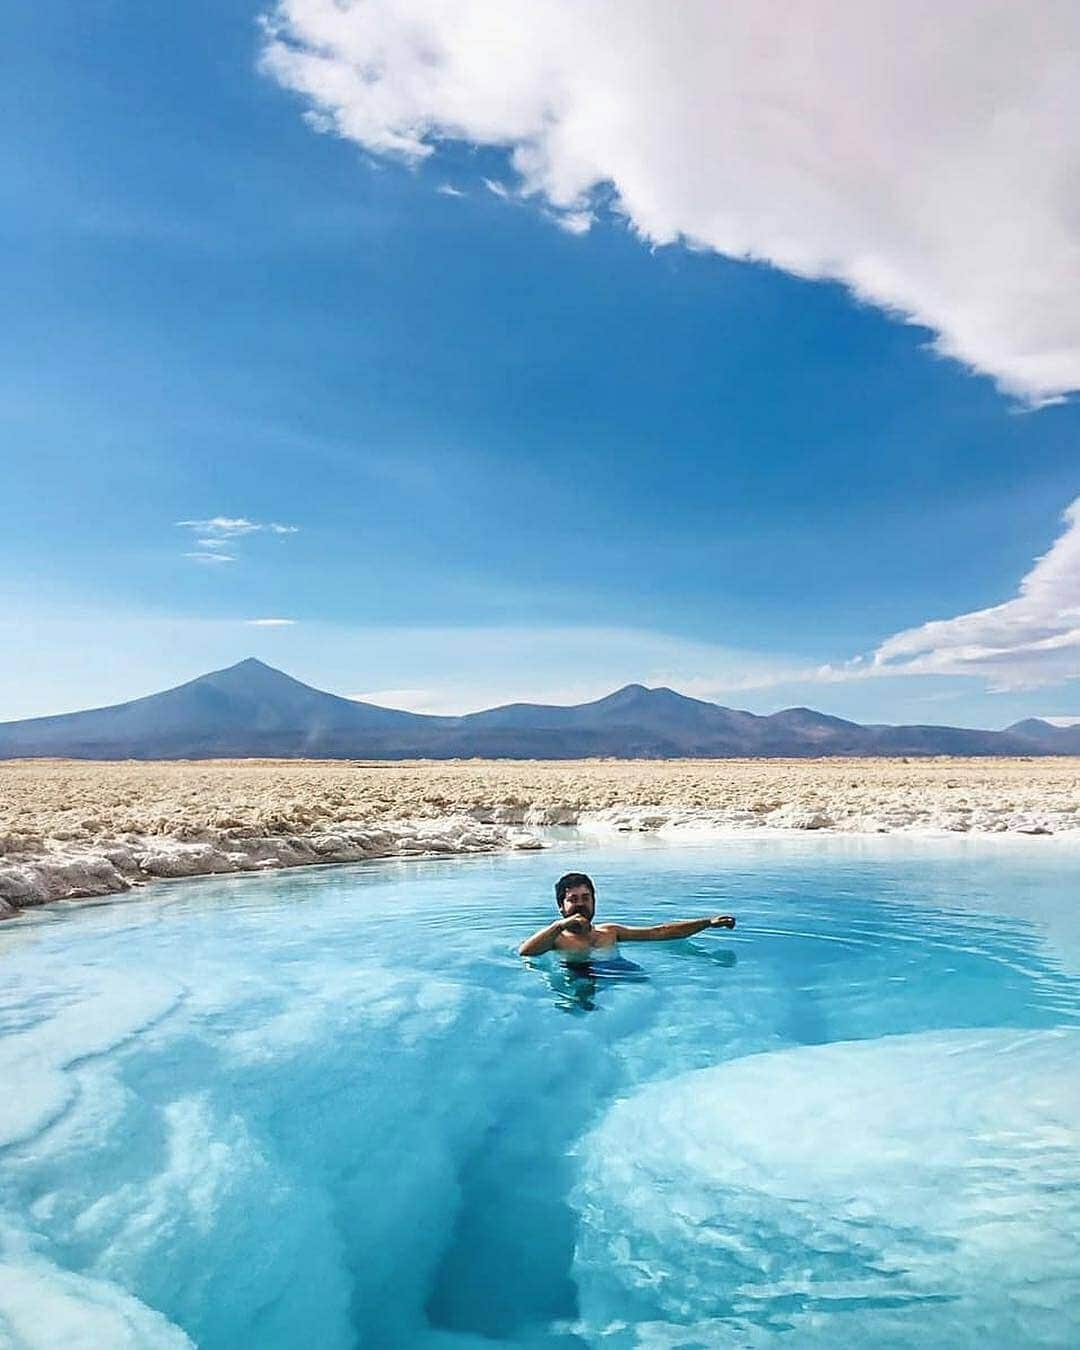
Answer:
[1, 834, 1079, 1348]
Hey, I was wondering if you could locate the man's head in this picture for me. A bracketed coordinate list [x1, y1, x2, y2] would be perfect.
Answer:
[555, 872, 596, 923]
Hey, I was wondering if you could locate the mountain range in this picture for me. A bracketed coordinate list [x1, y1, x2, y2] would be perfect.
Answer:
[0, 658, 1074, 760]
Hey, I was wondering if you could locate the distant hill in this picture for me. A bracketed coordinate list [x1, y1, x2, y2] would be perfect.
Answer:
[1006, 718, 1080, 753]
[0, 657, 1059, 760]
[0, 659, 443, 760]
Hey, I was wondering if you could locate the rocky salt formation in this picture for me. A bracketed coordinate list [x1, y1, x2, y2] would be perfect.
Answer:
[0, 816, 541, 911]
[2, 756, 1078, 915]
[573, 801, 1066, 837]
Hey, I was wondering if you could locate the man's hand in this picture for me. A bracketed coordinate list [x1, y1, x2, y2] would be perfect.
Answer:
[708, 915, 736, 929]
[518, 911, 591, 956]
[559, 914, 590, 936]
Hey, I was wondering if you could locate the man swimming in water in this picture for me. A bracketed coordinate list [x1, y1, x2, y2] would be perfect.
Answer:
[517, 871, 735, 958]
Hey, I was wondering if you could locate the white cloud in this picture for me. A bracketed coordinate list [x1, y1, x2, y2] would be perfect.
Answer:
[552, 209, 593, 236]
[436, 183, 465, 197]
[176, 516, 299, 562]
[177, 516, 264, 538]
[839, 497, 1080, 691]
[245, 618, 297, 626]
[261, 0, 1080, 404]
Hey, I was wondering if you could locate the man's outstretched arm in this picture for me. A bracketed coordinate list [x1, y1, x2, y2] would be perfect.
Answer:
[518, 915, 583, 957]
[612, 915, 735, 942]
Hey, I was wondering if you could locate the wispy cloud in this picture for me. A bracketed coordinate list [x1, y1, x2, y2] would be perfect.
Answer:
[814, 497, 1080, 692]
[436, 183, 465, 197]
[176, 515, 299, 563]
[245, 617, 297, 626]
[262, 0, 1080, 404]
[178, 516, 262, 537]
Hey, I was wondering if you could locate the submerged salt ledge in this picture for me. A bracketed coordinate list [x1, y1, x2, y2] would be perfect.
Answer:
[573, 1029, 1080, 1345]
[0, 949, 517, 1348]
[0, 1253, 195, 1350]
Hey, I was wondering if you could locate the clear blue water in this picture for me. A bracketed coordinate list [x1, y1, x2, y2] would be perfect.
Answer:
[1, 834, 1079, 1349]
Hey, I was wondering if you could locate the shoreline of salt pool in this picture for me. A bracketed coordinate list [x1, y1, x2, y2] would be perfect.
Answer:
[3, 801, 1080, 921]
[4, 756, 1079, 917]
[0, 815, 545, 917]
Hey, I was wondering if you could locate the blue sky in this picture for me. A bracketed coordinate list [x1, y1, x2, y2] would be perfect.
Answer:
[4, 0, 1080, 726]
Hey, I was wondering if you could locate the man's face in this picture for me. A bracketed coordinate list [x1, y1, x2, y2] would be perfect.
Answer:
[559, 883, 595, 924]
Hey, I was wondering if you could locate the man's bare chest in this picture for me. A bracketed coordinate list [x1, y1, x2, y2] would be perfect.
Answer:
[555, 925, 618, 954]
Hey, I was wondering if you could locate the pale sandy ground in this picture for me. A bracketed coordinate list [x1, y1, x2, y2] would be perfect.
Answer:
[2, 756, 1079, 914]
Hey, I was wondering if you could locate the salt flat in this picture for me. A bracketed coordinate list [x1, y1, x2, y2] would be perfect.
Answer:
[1, 756, 1078, 913]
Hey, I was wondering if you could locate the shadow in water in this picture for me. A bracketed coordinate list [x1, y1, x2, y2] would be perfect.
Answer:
[537, 955, 651, 1015]
[675, 942, 738, 969]
[423, 989, 622, 1345]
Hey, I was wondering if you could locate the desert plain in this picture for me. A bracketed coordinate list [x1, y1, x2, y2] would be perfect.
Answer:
[2, 755, 1079, 915]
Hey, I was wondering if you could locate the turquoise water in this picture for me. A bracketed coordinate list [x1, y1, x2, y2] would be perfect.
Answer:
[1, 834, 1079, 1348]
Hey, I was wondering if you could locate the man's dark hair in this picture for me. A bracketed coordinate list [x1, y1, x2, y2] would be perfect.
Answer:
[555, 872, 595, 907]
